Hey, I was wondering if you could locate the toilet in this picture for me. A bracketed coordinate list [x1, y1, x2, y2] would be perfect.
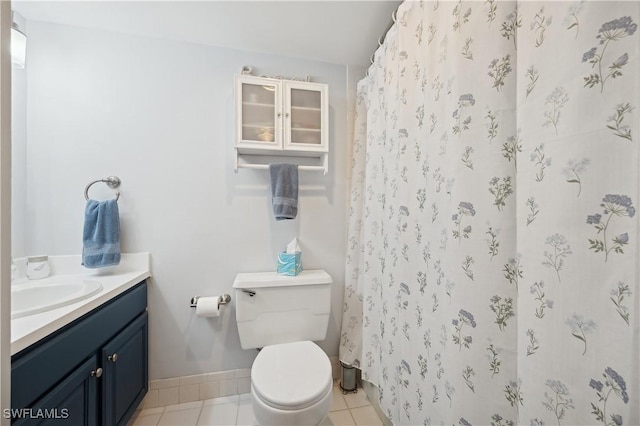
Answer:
[233, 270, 333, 426]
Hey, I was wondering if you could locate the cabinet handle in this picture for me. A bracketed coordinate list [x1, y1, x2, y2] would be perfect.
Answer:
[90, 368, 103, 378]
[108, 353, 118, 362]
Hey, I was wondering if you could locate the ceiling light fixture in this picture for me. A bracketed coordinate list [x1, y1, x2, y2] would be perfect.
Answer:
[11, 13, 26, 69]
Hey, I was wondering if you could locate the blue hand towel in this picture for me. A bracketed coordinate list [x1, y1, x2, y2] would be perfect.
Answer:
[82, 199, 121, 268]
[269, 163, 299, 220]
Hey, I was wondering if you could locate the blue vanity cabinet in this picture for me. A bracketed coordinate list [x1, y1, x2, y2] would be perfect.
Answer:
[102, 311, 148, 425]
[11, 281, 148, 425]
[14, 356, 99, 425]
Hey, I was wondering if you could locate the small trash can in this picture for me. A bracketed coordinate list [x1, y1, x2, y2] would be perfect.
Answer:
[339, 362, 357, 394]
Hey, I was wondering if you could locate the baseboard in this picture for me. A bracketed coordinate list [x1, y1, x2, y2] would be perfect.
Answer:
[141, 356, 341, 409]
[140, 368, 251, 409]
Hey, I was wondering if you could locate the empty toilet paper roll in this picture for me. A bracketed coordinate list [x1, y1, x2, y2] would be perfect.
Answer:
[195, 296, 220, 318]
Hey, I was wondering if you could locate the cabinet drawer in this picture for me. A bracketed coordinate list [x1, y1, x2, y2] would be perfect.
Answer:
[12, 281, 147, 410]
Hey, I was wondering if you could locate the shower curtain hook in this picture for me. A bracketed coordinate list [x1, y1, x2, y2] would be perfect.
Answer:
[370, 54, 375, 65]
[378, 35, 384, 47]
[392, 9, 397, 24]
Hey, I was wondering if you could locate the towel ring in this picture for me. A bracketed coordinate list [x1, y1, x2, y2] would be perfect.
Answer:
[84, 176, 121, 201]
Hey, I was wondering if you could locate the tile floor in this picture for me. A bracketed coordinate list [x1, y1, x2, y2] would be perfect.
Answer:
[129, 382, 383, 426]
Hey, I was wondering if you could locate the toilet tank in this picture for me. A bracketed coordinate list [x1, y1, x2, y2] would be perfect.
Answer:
[232, 270, 332, 350]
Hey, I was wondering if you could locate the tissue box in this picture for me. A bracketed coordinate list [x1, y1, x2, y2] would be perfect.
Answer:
[277, 251, 302, 276]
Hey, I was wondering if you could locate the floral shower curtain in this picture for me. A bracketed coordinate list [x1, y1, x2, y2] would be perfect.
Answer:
[340, 1, 639, 425]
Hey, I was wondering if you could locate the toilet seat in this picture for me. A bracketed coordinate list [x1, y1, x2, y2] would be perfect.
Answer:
[251, 341, 332, 411]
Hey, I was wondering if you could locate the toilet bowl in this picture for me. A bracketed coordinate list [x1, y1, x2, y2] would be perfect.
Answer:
[250, 341, 333, 425]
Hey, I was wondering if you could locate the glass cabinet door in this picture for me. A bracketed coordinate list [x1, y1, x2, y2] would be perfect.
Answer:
[237, 77, 281, 149]
[284, 82, 327, 151]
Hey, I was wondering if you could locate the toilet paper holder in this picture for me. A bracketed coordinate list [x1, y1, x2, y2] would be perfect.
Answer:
[190, 294, 231, 308]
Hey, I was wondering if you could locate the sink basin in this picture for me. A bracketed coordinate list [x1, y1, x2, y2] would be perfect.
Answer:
[12, 279, 103, 319]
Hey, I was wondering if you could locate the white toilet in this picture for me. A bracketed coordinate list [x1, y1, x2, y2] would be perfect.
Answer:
[233, 270, 333, 426]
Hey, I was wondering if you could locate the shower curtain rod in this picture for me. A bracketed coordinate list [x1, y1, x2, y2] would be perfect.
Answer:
[368, 8, 398, 70]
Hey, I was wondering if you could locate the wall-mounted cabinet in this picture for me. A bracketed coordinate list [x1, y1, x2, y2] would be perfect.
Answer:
[234, 75, 329, 173]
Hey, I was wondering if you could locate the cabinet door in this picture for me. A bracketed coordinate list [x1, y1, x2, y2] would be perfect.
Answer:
[235, 75, 282, 151]
[284, 81, 328, 153]
[13, 356, 98, 426]
[101, 312, 148, 426]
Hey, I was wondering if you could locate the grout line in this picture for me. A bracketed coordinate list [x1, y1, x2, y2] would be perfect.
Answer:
[347, 407, 357, 426]
[194, 404, 203, 426]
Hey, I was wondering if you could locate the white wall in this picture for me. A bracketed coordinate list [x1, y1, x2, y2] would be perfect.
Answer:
[23, 21, 348, 379]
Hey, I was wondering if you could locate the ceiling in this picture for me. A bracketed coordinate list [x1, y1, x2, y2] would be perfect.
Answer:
[13, 1, 401, 67]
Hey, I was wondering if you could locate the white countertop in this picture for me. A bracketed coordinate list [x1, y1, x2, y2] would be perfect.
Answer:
[11, 253, 151, 355]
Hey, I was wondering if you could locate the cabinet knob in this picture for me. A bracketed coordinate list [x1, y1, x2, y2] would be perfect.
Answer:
[277, 112, 282, 118]
[91, 368, 103, 378]
[285, 113, 290, 118]
[108, 353, 118, 362]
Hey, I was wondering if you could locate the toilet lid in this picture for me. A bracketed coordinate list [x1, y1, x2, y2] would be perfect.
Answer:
[252, 341, 332, 410]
